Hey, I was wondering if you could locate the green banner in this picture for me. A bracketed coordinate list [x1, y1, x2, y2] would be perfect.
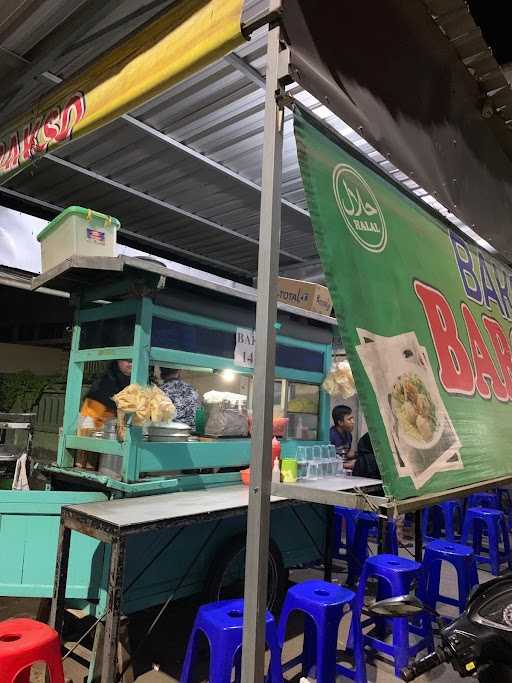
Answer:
[295, 109, 512, 499]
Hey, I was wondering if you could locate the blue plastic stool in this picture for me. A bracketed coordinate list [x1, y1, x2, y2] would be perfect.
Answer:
[422, 540, 478, 618]
[333, 507, 357, 559]
[347, 513, 399, 586]
[461, 508, 512, 576]
[421, 500, 464, 542]
[334, 508, 398, 585]
[351, 554, 433, 678]
[467, 492, 500, 510]
[180, 599, 282, 683]
[278, 580, 365, 683]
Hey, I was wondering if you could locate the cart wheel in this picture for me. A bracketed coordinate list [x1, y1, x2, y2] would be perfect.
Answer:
[205, 535, 288, 614]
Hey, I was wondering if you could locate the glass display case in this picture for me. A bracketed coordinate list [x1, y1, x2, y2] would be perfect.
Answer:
[286, 381, 320, 440]
[247, 378, 320, 440]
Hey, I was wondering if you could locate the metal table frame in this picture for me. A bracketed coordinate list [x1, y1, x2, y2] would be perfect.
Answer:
[273, 473, 512, 562]
[49, 484, 336, 682]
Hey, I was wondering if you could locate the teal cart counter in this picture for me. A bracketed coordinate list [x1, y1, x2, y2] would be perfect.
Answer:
[1, 257, 337, 619]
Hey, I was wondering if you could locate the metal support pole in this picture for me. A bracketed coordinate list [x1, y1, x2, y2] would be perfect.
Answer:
[323, 505, 333, 582]
[241, 22, 284, 683]
[378, 516, 387, 554]
[50, 521, 71, 637]
[102, 537, 127, 683]
[414, 510, 423, 562]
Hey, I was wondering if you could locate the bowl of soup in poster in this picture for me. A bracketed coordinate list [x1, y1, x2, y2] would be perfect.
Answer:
[390, 372, 443, 450]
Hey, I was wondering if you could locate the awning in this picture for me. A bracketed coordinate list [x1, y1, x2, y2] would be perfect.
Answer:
[283, 0, 512, 260]
[0, 0, 245, 182]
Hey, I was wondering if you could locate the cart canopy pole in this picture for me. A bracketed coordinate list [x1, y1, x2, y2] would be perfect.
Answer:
[241, 21, 284, 683]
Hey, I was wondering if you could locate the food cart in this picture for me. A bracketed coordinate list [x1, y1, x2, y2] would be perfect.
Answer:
[0, 253, 343, 620]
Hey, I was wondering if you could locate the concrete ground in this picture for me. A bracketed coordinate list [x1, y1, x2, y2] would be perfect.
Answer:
[1, 552, 487, 683]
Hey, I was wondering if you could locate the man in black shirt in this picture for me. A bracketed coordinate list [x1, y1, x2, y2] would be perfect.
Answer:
[343, 431, 381, 480]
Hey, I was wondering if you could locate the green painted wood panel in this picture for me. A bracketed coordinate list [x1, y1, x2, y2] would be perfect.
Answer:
[138, 440, 251, 472]
[0, 491, 107, 599]
[65, 435, 124, 456]
[78, 299, 138, 323]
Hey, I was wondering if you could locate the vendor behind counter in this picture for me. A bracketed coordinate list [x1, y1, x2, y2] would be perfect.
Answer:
[81, 360, 132, 426]
[77, 359, 132, 468]
[158, 368, 201, 428]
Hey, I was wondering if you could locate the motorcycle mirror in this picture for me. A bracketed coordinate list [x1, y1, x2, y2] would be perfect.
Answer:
[369, 594, 425, 617]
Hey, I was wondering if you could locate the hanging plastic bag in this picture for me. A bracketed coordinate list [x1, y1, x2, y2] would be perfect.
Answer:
[322, 360, 356, 398]
[113, 384, 176, 436]
[12, 453, 30, 491]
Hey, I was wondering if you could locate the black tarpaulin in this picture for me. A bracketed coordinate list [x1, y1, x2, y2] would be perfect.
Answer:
[282, 0, 512, 259]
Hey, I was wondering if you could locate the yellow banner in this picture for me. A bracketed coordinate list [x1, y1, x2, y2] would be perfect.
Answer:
[0, 0, 244, 181]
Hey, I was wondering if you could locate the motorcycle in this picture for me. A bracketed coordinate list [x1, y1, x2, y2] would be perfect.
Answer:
[370, 574, 512, 682]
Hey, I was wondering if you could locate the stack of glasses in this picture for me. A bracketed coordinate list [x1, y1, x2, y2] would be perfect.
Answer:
[295, 444, 346, 481]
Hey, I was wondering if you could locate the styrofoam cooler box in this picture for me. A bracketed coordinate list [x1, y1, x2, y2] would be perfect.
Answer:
[37, 206, 120, 272]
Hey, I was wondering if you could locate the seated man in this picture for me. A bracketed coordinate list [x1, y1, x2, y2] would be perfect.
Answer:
[329, 404, 354, 456]
[351, 432, 381, 480]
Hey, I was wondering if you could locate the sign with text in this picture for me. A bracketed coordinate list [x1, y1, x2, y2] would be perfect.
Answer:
[0, 0, 243, 181]
[234, 328, 255, 368]
[295, 109, 512, 499]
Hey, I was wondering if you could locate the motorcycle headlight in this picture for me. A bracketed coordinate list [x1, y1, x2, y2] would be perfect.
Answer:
[475, 592, 512, 631]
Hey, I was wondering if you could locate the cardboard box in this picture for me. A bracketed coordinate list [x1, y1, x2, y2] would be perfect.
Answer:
[277, 277, 333, 316]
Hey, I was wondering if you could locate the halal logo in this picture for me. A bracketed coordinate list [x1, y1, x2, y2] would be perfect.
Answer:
[332, 163, 387, 253]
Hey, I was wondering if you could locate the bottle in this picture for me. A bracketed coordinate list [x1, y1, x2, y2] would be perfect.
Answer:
[272, 458, 281, 483]
[78, 415, 95, 437]
[272, 437, 281, 464]
[296, 415, 306, 439]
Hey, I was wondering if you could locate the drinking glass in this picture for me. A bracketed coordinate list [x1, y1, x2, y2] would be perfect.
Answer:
[297, 461, 308, 480]
[335, 457, 345, 477]
[320, 445, 332, 476]
[306, 461, 319, 481]
[296, 446, 308, 480]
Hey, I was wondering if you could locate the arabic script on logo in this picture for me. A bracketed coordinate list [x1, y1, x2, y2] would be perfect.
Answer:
[332, 163, 387, 253]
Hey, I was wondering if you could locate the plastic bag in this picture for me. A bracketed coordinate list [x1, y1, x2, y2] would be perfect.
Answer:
[204, 398, 248, 437]
[12, 453, 29, 491]
[149, 385, 176, 423]
[322, 360, 356, 398]
[113, 384, 176, 427]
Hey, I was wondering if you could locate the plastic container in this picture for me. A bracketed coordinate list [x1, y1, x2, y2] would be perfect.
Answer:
[204, 399, 248, 437]
[272, 437, 281, 464]
[101, 419, 117, 441]
[77, 415, 95, 437]
[98, 453, 122, 480]
[281, 458, 297, 483]
[272, 458, 281, 483]
[247, 416, 289, 437]
[195, 406, 206, 435]
[37, 206, 120, 273]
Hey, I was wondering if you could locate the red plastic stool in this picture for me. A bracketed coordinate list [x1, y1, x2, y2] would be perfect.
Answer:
[0, 618, 64, 683]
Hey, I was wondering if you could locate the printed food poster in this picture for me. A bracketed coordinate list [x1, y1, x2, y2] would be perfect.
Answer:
[295, 108, 512, 499]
